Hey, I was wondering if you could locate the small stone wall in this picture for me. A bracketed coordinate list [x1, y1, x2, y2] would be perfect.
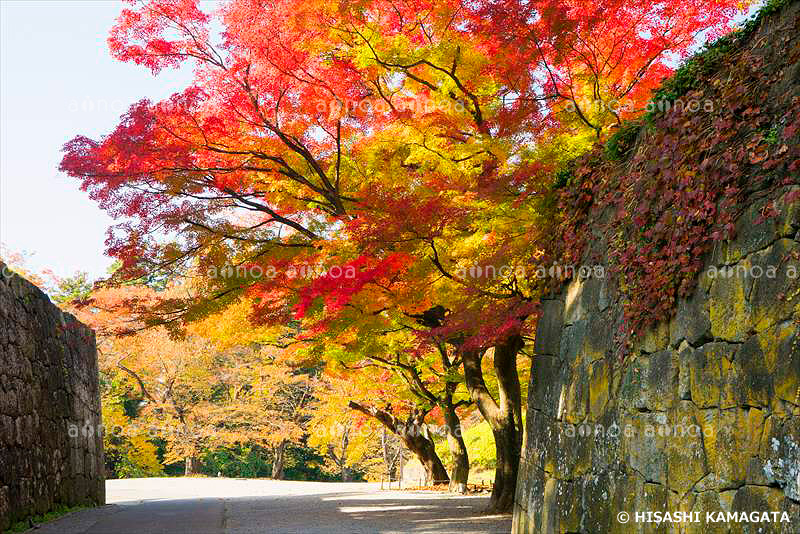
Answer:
[0, 262, 104, 531]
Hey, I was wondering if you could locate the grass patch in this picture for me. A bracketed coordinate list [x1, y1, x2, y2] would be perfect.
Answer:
[8, 504, 86, 532]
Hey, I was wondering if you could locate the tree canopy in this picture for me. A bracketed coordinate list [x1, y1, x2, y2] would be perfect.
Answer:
[59, 0, 754, 512]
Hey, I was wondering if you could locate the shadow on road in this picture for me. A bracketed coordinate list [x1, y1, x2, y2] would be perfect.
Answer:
[225, 491, 510, 533]
[31, 486, 511, 534]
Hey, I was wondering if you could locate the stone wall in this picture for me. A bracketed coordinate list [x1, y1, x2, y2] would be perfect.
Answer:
[513, 183, 800, 532]
[0, 262, 104, 531]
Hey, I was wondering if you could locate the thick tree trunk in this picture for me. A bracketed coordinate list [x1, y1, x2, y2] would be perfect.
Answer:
[462, 335, 525, 513]
[272, 440, 287, 480]
[403, 428, 450, 485]
[442, 397, 470, 493]
[348, 401, 449, 485]
[184, 456, 202, 476]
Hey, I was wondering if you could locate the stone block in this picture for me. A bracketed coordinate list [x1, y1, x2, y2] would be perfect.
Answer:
[760, 415, 800, 502]
[0, 268, 103, 527]
[515, 174, 800, 532]
[558, 319, 588, 363]
[534, 299, 564, 356]
[583, 470, 619, 533]
[775, 186, 800, 237]
[588, 359, 611, 419]
[530, 354, 565, 417]
[639, 321, 670, 354]
[666, 401, 709, 495]
[686, 492, 728, 534]
[561, 363, 588, 423]
[641, 483, 669, 534]
[589, 412, 621, 472]
[0, 485, 9, 532]
[704, 408, 765, 489]
[555, 479, 581, 533]
[622, 412, 668, 484]
[730, 486, 788, 533]
[712, 197, 780, 266]
[540, 478, 559, 534]
[749, 238, 800, 333]
[669, 285, 711, 347]
[584, 312, 614, 362]
[677, 342, 693, 401]
[645, 350, 678, 411]
[728, 336, 772, 408]
[540, 419, 583, 479]
[689, 342, 737, 409]
[709, 265, 752, 342]
[563, 276, 603, 326]
[618, 355, 649, 413]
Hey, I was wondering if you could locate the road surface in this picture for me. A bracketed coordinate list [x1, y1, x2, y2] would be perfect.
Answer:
[31, 478, 511, 534]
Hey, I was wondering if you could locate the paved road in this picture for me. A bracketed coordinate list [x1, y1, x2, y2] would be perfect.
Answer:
[32, 478, 511, 534]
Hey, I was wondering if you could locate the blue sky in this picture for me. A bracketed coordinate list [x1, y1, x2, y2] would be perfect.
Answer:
[0, 0, 194, 278]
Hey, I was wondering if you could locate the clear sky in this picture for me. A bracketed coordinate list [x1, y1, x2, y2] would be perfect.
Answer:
[0, 0, 194, 279]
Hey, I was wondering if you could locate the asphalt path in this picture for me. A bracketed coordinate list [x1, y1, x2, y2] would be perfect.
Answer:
[30, 478, 511, 534]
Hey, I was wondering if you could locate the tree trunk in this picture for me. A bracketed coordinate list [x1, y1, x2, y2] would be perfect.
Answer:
[348, 401, 449, 485]
[381, 427, 402, 481]
[381, 428, 395, 480]
[403, 426, 450, 485]
[339, 428, 350, 481]
[462, 335, 525, 513]
[272, 440, 287, 480]
[184, 456, 202, 476]
[442, 395, 470, 493]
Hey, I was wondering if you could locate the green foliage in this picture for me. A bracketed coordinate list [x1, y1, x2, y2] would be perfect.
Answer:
[156, 439, 186, 476]
[8, 504, 86, 532]
[436, 421, 497, 470]
[463, 422, 497, 469]
[202, 445, 272, 478]
[552, 168, 575, 190]
[283, 443, 365, 481]
[112, 452, 165, 479]
[764, 124, 782, 145]
[649, 0, 792, 113]
[198, 442, 368, 481]
[102, 386, 165, 479]
[650, 40, 734, 107]
[604, 121, 643, 161]
[51, 271, 93, 304]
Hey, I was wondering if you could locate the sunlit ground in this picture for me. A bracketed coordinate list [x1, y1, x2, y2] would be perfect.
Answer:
[34, 478, 511, 534]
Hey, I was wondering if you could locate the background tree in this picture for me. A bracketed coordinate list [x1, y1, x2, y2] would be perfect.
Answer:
[307, 375, 386, 481]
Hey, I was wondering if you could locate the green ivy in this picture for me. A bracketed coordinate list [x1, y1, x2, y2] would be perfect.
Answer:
[552, 167, 575, 190]
[605, 121, 644, 161]
[648, 0, 792, 115]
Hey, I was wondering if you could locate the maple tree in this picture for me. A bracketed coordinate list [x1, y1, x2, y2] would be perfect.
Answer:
[101, 387, 165, 478]
[99, 326, 219, 473]
[75, 284, 323, 477]
[307, 374, 396, 481]
[286, 281, 479, 490]
[60, 0, 753, 512]
[306, 339, 455, 485]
